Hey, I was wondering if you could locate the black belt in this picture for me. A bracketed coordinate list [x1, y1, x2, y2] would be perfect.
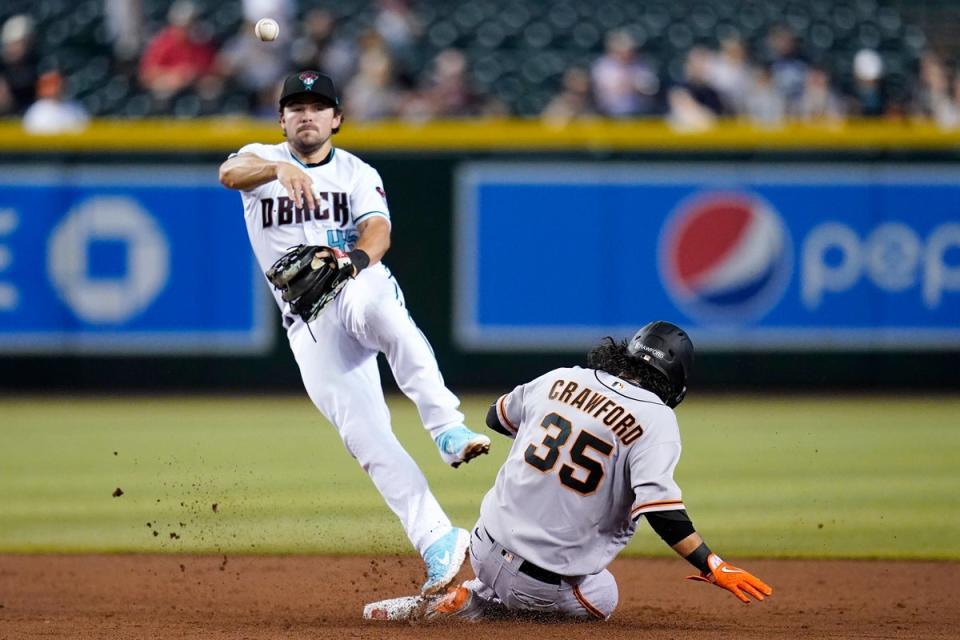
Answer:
[517, 559, 562, 585]
[483, 528, 563, 585]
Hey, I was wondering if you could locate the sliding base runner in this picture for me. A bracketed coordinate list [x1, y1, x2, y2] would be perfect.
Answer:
[365, 322, 773, 623]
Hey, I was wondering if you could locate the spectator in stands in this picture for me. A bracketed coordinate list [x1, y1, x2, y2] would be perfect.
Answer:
[591, 29, 660, 117]
[374, 0, 422, 81]
[0, 14, 38, 115]
[0, 78, 12, 115]
[193, 73, 230, 117]
[668, 47, 726, 131]
[139, 0, 217, 108]
[744, 64, 786, 127]
[850, 49, 887, 117]
[217, 19, 289, 116]
[344, 31, 403, 121]
[950, 72, 960, 130]
[912, 52, 959, 129]
[22, 70, 89, 134]
[291, 9, 357, 90]
[542, 67, 596, 126]
[763, 25, 807, 114]
[403, 48, 484, 119]
[706, 36, 752, 115]
[798, 66, 845, 124]
[104, 0, 144, 65]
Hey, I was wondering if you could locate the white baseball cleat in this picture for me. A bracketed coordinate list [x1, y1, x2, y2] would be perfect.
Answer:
[420, 527, 470, 595]
[434, 425, 491, 468]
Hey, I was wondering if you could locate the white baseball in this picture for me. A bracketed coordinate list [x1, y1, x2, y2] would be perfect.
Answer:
[254, 18, 279, 42]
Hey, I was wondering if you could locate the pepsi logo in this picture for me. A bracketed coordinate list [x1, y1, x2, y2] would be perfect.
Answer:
[658, 192, 793, 323]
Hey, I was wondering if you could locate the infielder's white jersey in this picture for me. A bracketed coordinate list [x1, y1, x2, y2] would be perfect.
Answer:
[230, 141, 391, 312]
[481, 366, 685, 577]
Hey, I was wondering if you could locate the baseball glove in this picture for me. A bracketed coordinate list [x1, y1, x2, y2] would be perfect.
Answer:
[266, 245, 355, 322]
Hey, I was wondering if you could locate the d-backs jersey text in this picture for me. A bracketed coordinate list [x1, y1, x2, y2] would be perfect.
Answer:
[481, 366, 686, 576]
[230, 142, 391, 312]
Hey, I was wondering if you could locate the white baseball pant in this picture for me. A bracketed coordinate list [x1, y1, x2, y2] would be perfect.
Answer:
[287, 263, 465, 553]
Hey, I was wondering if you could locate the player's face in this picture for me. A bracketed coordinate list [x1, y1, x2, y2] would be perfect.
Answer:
[280, 97, 342, 152]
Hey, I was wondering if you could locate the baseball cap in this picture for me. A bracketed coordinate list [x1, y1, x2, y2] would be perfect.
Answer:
[279, 71, 339, 109]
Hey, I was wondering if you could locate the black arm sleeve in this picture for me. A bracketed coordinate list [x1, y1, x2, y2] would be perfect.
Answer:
[644, 509, 696, 545]
[485, 403, 513, 437]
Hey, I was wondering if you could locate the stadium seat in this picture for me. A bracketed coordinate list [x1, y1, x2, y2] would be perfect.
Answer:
[546, 3, 579, 31]
[688, 4, 720, 37]
[121, 94, 152, 118]
[427, 20, 460, 49]
[570, 20, 602, 51]
[172, 93, 201, 118]
[453, 3, 486, 31]
[473, 20, 508, 49]
[523, 21, 554, 49]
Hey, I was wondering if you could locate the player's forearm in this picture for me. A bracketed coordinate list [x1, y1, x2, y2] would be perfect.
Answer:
[671, 532, 707, 561]
[645, 509, 712, 573]
[354, 217, 391, 265]
[218, 155, 279, 191]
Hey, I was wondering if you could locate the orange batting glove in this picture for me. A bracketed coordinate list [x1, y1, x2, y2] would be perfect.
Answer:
[687, 553, 773, 603]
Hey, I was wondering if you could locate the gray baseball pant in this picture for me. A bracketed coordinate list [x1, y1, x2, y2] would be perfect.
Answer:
[461, 520, 618, 620]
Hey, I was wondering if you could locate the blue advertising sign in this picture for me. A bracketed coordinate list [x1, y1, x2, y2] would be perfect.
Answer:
[455, 164, 960, 351]
[0, 167, 272, 353]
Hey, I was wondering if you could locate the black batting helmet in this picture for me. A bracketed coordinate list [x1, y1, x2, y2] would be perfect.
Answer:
[627, 321, 694, 408]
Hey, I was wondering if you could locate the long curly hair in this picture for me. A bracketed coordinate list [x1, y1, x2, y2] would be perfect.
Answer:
[586, 337, 674, 404]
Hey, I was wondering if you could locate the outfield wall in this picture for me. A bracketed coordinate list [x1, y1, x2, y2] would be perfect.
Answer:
[0, 119, 958, 391]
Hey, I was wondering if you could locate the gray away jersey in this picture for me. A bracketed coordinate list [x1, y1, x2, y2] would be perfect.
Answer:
[229, 142, 391, 313]
[480, 366, 686, 577]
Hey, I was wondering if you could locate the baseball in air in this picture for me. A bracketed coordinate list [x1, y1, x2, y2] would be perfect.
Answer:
[254, 18, 279, 41]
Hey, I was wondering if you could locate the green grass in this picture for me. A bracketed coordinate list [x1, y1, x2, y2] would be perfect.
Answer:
[1, 394, 958, 559]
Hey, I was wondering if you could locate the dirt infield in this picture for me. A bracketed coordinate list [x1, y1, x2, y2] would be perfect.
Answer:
[1, 555, 956, 639]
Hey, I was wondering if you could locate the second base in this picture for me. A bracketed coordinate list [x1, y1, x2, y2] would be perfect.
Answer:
[362, 595, 426, 621]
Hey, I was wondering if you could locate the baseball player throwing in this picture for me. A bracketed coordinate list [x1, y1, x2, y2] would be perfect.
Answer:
[218, 70, 490, 594]
[366, 321, 771, 620]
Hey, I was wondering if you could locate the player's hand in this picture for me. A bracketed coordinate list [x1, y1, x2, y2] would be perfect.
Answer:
[276, 162, 317, 211]
[687, 554, 772, 603]
[313, 247, 358, 278]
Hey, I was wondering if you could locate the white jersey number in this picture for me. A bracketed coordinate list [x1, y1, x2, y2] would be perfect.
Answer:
[523, 412, 614, 496]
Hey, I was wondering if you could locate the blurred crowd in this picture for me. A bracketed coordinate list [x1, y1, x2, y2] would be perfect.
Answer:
[1, 0, 959, 133]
